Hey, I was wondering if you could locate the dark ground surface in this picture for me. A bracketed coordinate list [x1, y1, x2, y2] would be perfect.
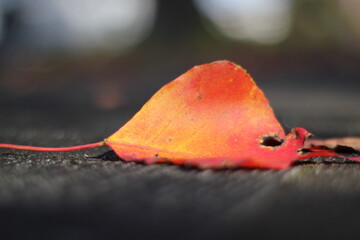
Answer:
[1, 71, 360, 240]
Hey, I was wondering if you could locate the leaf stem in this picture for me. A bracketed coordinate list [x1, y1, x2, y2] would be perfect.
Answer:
[0, 141, 106, 152]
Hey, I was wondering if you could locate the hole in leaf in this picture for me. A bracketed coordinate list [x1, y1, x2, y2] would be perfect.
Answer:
[261, 136, 284, 147]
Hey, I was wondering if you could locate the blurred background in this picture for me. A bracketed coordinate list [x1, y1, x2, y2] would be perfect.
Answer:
[0, 0, 359, 136]
[2, 2, 360, 239]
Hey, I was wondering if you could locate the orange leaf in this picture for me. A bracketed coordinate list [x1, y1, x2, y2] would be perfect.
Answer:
[1, 60, 359, 169]
[106, 60, 310, 169]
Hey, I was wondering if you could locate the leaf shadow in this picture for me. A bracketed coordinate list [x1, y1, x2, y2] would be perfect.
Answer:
[94, 150, 121, 162]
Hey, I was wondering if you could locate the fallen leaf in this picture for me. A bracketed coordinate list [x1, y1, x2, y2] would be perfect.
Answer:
[0, 60, 359, 169]
[106, 60, 310, 169]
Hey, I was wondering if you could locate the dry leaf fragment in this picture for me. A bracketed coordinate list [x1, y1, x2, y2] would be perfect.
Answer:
[305, 137, 360, 151]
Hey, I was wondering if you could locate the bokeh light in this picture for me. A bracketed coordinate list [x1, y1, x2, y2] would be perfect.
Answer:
[194, 0, 293, 44]
[3, 0, 157, 55]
